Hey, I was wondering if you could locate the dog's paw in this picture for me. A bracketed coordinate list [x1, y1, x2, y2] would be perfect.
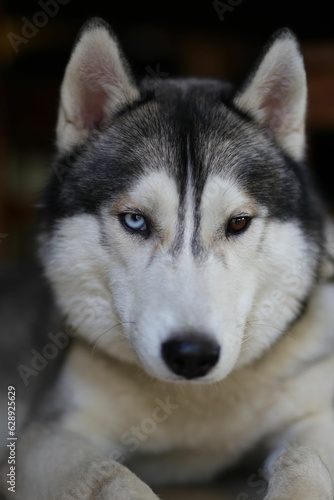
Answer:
[264, 446, 334, 500]
[62, 459, 159, 500]
[97, 477, 159, 500]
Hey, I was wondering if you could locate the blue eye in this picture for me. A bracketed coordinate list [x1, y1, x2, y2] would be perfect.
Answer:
[121, 213, 148, 234]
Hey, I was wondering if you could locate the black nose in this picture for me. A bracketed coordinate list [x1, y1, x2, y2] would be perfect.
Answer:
[162, 336, 220, 379]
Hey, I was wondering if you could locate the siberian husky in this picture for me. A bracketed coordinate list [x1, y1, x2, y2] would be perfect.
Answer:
[5, 17, 334, 500]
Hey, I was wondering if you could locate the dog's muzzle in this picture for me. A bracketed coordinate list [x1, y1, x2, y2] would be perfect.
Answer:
[161, 334, 220, 379]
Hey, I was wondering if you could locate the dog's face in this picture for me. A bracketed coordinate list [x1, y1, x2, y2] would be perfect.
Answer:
[40, 20, 326, 383]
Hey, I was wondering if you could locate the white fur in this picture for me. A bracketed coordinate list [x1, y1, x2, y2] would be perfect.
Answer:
[39, 215, 137, 365]
[41, 172, 318, 385]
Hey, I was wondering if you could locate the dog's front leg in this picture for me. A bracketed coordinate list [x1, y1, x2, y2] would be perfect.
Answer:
[264, 412, 334, 500]
[13, 423, 159, 500]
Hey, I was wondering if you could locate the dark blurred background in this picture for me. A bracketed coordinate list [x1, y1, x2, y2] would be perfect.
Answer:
[1, 0, 334, 262]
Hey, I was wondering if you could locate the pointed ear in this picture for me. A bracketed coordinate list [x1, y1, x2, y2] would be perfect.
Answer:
[233, 29, 307, 161]
[56, 18, 139, 152]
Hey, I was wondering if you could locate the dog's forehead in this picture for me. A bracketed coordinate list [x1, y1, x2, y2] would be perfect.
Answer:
[106, 99, 270, 217]
[107, 89, 259, 215]
[119, 170, 254, 214]
[102, 88, 261, 198]
[108, 83, 282, 196]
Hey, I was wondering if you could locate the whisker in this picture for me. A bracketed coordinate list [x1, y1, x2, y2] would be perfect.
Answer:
[245, 321, 287, 335]
[90, 321, 136, 359]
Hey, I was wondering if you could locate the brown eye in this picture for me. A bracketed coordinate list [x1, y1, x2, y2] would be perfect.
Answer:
[226, 216, 251, 236]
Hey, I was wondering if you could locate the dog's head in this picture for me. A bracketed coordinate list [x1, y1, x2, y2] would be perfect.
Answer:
[40, 19, 329, 383]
